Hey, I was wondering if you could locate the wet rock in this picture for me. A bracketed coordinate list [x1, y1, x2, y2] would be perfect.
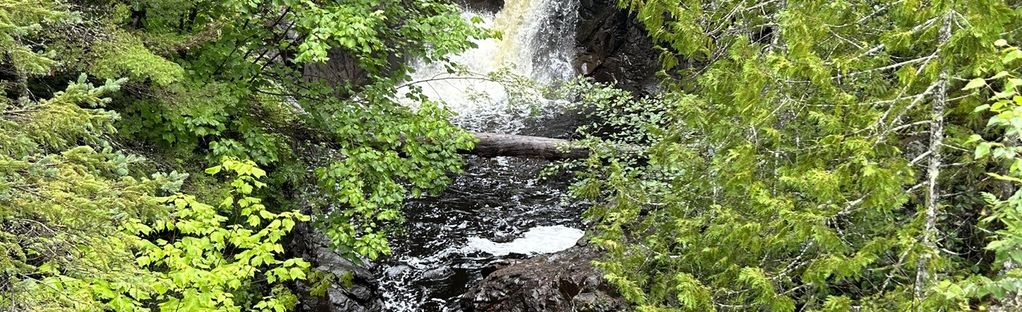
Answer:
[385, 264, 412, 278]
[480, 259, 512, 277]
[289, 224, 385, 312]
[457, 0, 504, 13]
[575, 0, 659, 94]
[461, 244, 626, 312]
[422, 266, 456, 281]
[325, 287, 374, 312]
[490, 231, 517, 243]
[571, 292, 622, 312]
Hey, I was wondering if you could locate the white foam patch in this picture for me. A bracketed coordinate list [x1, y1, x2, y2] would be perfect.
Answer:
[465, 225, 583, 256]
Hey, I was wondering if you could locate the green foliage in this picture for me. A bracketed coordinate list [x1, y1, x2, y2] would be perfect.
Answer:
[3, 0, 489, 309]
[0, 76, 308, 311]
[90, 30, 185, 86]
[301, 1, 486, 66]
[117, 158, 311, 312]
[312, 98, 474, 260]
[563, 79, 674, 146]
[0, 0, 62, 77]
[957, 41, 1022, 304]
[572, 0, 1022, 310]
[0, 76, 171, 311]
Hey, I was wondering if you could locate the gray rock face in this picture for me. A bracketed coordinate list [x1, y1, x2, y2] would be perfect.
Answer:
[575, 0, 659, 94]
[290, 224, 385, 312]
[460, 245, 626, 312]
[457, 0, 504, 13]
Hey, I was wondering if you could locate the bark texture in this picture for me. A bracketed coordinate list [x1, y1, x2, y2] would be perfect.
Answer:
[914, 12, 952, 299]
[469, 132, 589, 159]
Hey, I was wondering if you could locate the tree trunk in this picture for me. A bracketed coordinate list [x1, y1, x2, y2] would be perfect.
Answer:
[468, 132, 589, 159]
[914, 12, 952, 300]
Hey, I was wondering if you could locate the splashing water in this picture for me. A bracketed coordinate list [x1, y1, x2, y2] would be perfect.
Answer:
[399, 0, 580, 134]
[380, 0, 585, 311]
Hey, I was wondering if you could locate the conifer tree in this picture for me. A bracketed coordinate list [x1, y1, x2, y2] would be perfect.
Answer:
[2, 0, 489, 310]
[573, 0, 1022, 310]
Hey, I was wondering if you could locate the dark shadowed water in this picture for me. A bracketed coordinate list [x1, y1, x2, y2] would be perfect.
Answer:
[376, 154, 585, 311]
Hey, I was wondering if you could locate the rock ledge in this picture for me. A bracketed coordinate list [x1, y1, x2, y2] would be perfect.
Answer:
[461, 244, 625, 312]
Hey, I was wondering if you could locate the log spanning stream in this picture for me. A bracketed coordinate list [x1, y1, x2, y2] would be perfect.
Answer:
[382, 0, 585, 310]
[467, 132, 588, 159]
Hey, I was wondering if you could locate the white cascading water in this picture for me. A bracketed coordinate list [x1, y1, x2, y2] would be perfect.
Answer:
[382, 1, 583, 311]
[399, 0, 579, 134]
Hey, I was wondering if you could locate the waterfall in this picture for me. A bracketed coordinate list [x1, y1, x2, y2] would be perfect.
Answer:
[400, 0, 579, 134]
[381, 1, 583, 311]
[491, 0, 579, 83]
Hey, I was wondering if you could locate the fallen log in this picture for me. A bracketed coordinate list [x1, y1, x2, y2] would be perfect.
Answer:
[469, 132, 589, 160]
[276, 93, 593, 160]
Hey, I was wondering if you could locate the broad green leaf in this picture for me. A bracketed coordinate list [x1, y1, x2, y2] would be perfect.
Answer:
[976, 142, 993, 159]
[964, 78, 987, 91]
[1005, 50, 1022, 65]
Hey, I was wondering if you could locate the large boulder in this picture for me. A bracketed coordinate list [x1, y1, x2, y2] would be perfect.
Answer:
[575, 0, 659, 94]
[460, 244, 626, 312]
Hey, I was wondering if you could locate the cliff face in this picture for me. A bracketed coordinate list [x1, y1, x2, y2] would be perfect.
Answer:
[574, 0, 659, 94]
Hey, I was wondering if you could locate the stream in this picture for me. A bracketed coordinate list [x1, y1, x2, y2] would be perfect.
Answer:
[382, 0, 585, 310]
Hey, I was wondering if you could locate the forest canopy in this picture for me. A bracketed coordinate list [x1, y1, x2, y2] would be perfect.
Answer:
[1, 0, 486, 310]
[568, 0, 1022, 311]
[6, 0, 1022, 311]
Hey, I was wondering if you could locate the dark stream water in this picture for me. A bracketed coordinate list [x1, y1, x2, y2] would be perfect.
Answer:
[382, 0, 584, 310]
[377, 153, 585, 311]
